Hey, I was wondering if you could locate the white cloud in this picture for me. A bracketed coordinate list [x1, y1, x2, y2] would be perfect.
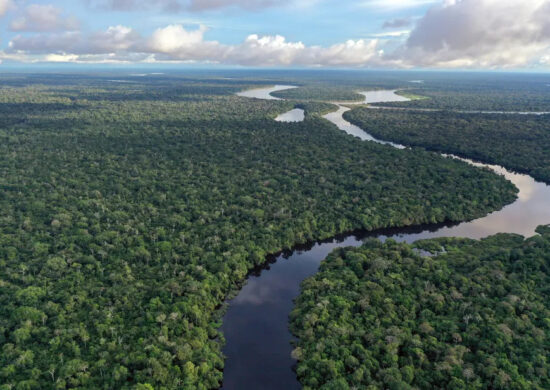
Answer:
[85, 0, 289, 11]
[144, 24, 225, 61]
[90, 25, 141, 53]
[4, 0, 550, 69]
[8, 26, 139, 55]
[85, 0, 181, 11]
[144, 28, 384, 67]
[187, 0, 284, 11]
[0, 0, 14, 16]
[303, 39, 383, 66]
[9, 32, 82, 53]
[148, 24, 210, 53]
[227, 34, 305, 65]
[44, 53, 80, 62]
[10, 4, 79, 32]
[5, 23, 383, 66]
[371, 30, 410, 38]
[400, 0, 550, 68]
[360, 0, 439, 10]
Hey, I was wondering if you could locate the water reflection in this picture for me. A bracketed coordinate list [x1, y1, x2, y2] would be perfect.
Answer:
[236, 85, 297, 100]
[322, 90, 409, 148]
[221, 85, 550, 390]
[359, 90, 410, 104]
[275, 108, 305, 122]
[323, 105, 405, 148]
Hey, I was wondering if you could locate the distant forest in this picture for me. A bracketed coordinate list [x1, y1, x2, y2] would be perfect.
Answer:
[0, 71, 548, 389]
[345, 108, 550, 184]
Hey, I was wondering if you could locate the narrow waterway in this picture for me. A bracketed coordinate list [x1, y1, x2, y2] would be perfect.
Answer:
[221, 86, 550, 390]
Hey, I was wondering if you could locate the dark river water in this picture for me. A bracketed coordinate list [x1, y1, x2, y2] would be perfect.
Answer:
[222, 86, 550, 390]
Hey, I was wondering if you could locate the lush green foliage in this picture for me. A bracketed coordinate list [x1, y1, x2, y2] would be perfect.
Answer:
[395, 91, 429, 101]
[271, 86, 364, 102]
[373, 82, 550, 111]
[344, 107, 550, 183]
[0, 75, 517, 389]
[295, 101, 338, 116]
[290, 228, 550, 389]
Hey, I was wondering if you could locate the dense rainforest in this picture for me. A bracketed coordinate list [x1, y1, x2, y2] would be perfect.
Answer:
[368, 77, 550, 112]
[290, 227, 550, 390]
[0, 73, 518, 389]
[264, 71, 550, 111]
[344, 108, 550, 184]
[271, 86, 364, 102]
[375, 87, 550, 111]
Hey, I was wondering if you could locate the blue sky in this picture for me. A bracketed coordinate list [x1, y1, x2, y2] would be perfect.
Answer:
[0, 0, 549, 69]
[0, 0, 435, 44]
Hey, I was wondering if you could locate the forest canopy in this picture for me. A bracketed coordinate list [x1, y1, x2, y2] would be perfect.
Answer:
[0, 74, 518, 389]
[344, 107, 550, 184]
[290, 227, 550, 390]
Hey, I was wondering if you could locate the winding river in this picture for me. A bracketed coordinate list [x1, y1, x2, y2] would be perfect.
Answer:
[221, 86, 550, 390]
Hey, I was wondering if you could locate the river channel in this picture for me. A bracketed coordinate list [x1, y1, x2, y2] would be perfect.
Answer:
[221, 86, 550, 390]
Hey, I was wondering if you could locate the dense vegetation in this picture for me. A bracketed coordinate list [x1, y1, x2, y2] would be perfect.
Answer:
[372, 81, 550, 111]
[264, 72, 550, 111]
[0, 74, 517, 389]
[271, 86, 364, 102]
[295, 101, 338, 116]
[290, 227, 550, 389]
[344, 108, 550, 184]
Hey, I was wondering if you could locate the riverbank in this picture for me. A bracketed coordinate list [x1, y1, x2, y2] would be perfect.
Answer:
[221, 86, 550, 389]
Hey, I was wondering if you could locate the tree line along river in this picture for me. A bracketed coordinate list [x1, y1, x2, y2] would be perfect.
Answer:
[222, 86, 550, 390]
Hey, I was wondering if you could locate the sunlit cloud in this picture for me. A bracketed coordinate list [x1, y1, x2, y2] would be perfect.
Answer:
[0, 0, 14, 16]
[371, 30, 410, 38]
[85, 0, 292, 11]
[10, 5, 79, 32]
[2, 0, 550, 69]
[359, 0, 440, 10]
[398, 0, 550, 68]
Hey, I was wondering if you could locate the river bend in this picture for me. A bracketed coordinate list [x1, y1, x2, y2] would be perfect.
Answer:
[222, 85, 550, 390]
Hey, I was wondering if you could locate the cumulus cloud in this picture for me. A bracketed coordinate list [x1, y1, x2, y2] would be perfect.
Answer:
[148, 24, 211, 53]
[84, 0, 174, 11]
[400, 0, 550, 68]
[187, 0, 283, 11]
[4, 0, 550, 68]
[10, 4, 79, 32]
[227, 34, 305, 65]
[141, 27, 385, 66]
[8, 25, 141, 56]
[85, 0, 287, 11]
[5, 23, 384, 66]
[0, 0, 14, 16]
[360, 0, 439, 10]
[141, 25, 383, 66]
[9, 32, 82, 54]
[303, 39, 384, 67]
[144, 24, 225, 61]
[90, 25, 141, 53]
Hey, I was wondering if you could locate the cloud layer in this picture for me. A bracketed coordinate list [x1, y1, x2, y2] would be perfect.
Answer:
[10, 5, 79, 32]
[3, 0, 550, 68]
[85, 0, 287, 11]
[7, 24, 384, 66]
[0, 0, 13, 16]
[401, 0, 550, 68]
